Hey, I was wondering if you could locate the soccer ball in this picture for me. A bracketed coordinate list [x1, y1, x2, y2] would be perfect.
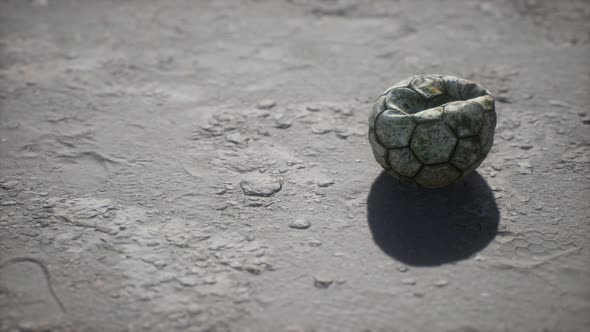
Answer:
[368, 74, 496, 188]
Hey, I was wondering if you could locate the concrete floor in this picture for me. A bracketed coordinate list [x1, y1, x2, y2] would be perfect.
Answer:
[1, 1, 589, 331]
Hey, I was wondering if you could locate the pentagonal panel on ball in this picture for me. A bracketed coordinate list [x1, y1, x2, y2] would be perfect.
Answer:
[368, 129, 389, 170]
[479, 111, 496, 156]
[385, 88, 427, 114]
[382, 76, 414, 94]
[410, 121, 457, 164]
[442, 101, 484, 138]
[410, 75, 446, 99]
[375, 109, 416, 148]
[451, 136, 482, 170]
[388, 147, 423, 178]
[415, 164, 461, 188]
[369, 94, 387, 129]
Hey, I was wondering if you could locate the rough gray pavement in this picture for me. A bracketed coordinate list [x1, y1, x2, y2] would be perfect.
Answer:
[1, 0, 589, 331]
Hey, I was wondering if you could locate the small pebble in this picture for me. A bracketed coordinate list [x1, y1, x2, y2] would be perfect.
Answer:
[213, 203, 229, 210]
[178, 275, 199, 287]
[213, 188, 227, 195]
[289, 218, 311, 229]
[226, 132, 249, 145]
[548, 99, 570, 108]
[311, 124, 333, 135]
[500, 131, 515, 141]
[240, 175, 282, 197]
[203, 276, 217, 285]
[273, 115, 293, 129]
[317, 179, 335, 188]
[397, 265, 409, 273]
[434, 279, 449, 288]
[187, 304, 204, 315]
[313, 276, 333, 289]
[518, 161, 533, 174]
[401, 278, 416, 286]
[491, 165, 502, 171]
[308, 239, 322, 247]
[256, 99, 277, 110]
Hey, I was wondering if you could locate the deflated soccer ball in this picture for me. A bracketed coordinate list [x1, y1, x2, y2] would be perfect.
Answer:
[368, 74, 496, 188]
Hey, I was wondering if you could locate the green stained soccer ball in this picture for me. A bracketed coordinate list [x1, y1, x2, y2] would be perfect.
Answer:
[368, 74, 497, 188]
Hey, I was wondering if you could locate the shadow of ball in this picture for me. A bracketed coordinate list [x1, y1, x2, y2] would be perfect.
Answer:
[367, 171, 499, 266]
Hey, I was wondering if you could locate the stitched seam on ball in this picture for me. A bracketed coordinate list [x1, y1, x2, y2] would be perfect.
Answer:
[382, 80, 412, 97]
[409, 149, 424, 179]
[446, 131, 460, 163]
[448, 164, 463, 181]
[373, 112, 389, 151]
